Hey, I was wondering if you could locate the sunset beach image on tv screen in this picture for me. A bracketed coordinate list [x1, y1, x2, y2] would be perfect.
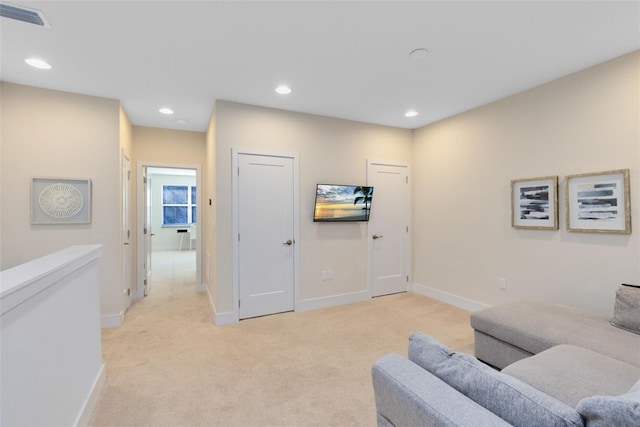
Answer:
[313, 184, 373, 222]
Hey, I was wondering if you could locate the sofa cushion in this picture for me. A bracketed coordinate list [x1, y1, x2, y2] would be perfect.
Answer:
[408, 333, 583, 427]
[611, 285, 640, 335]
[576, 378, 640, 427]
[470, 300, 605, 355]
[473, 330, 534, 369]
[502, 344, 640, 407]
[565, 318, 640, 368]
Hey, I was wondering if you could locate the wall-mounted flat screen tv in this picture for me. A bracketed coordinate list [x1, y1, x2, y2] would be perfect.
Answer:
[313, 184, 374, 222]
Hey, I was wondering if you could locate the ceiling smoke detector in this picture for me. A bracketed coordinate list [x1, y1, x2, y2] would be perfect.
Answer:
[409, 48, 429, 60]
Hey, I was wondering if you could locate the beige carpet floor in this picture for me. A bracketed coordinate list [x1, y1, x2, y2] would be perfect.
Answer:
[89, 250, 474, 426]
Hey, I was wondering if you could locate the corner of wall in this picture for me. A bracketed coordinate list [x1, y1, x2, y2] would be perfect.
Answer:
[101, 311, 124, 329]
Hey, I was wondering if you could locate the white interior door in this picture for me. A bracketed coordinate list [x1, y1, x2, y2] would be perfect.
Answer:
[368, 161, 410, 297]
[143, 168, 153, 296]
[238, 153, 295, 319]
[122, 153, 132, 310]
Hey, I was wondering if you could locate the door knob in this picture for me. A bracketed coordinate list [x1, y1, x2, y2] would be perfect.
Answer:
[284, 239, 294, 246]
[372, 235, 383, 240]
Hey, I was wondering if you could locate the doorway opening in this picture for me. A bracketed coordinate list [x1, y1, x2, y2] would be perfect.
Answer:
[136, 163, 203, 301]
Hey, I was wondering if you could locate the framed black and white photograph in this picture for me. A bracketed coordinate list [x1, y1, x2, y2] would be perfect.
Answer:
[31, 177, 92, 224]
[565, 169, 630, 234]
[511, 176, 558, 230]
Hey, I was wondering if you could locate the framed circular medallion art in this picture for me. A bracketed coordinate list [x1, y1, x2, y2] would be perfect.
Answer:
[31, 178, 92, 224]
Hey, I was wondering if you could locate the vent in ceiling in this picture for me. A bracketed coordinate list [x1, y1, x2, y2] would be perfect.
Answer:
[0, 3, 50, 28]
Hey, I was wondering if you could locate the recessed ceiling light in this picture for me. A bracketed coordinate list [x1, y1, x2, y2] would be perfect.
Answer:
[275, 85, 292, 95]
[409, 48, 429, 60]
[25, 58, 51, 69]
[405, 110, 419, 118]
[175, 119, 188, 124]
[159, 107, 174, 115]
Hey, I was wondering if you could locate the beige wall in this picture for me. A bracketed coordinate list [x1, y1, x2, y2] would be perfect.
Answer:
[0, 82, 123, 320]
[3, 50, 636, 325]
[132, 126, 206, 164]
[119, 105, 134, 314]
[210, 101, 413, 316]
[204, 105, 218, 313]
[120, 106, 133, 157]
[412, 51, 640, 316]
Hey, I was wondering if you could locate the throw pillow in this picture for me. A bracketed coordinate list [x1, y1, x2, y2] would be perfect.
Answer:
[611, 285, 640, 335]
[408, 333, 583, 427]
[576, 378, 640, 427]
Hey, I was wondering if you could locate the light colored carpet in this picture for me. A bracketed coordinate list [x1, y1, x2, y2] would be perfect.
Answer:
[90, 250, 474, 426]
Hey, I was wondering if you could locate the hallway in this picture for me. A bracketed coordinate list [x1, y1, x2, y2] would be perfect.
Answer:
[147, 249, 198, 301]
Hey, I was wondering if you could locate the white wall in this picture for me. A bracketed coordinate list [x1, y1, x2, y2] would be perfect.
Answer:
[412, 51, 640, 316]
[0, 82, 125, 324]
[149, 173, 197, 251]
[208, 101, 413, 317]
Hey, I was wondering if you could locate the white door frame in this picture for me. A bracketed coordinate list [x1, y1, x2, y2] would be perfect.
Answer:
[366, 159, 411, 298]
[135, 161, 204, 300]
[231, 147, 300, 322]
[122, 150, 132, 310]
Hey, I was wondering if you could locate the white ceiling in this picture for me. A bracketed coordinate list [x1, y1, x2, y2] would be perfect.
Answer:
[1, 1, 638, 132]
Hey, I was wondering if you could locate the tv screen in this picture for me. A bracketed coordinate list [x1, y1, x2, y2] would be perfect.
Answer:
[313, 184, 374, 222]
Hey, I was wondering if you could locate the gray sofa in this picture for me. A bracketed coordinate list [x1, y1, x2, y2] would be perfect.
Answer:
[372, 294, 640, 426]
[470, 300, 640, 370]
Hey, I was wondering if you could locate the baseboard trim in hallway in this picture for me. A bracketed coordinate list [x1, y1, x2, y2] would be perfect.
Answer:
[90, 289, 474, 426]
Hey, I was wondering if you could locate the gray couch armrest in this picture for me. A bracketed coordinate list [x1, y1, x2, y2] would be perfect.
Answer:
[372, 354, 512, 427]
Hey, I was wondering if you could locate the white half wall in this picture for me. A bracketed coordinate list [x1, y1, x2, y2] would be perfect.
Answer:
[1, 245, 104, 426]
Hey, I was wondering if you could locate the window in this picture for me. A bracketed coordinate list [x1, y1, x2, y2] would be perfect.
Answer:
[162, 185, 196, 225]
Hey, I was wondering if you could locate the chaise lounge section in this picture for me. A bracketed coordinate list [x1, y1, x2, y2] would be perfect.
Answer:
[470, 299, 640, 370]
[372, 288, 640, 426]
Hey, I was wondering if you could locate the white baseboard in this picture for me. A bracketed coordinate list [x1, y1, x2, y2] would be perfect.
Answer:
[205, 285, 237, 326]
[74, 364, 105, 427]
[214, 310, 236, 325]
[297, 290, 370, 312]
[411, 282, 489, 312]
[205, 289, 373, 324]
[101, 311, 124, 328]
[196, 281, 205, 293]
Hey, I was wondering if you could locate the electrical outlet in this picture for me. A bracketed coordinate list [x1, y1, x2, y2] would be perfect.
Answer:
[322, 270, 333, 281]
[499, 278, 507, 290]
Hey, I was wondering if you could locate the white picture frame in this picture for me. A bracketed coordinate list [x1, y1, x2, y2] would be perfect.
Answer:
[31, 177, 92, 224]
